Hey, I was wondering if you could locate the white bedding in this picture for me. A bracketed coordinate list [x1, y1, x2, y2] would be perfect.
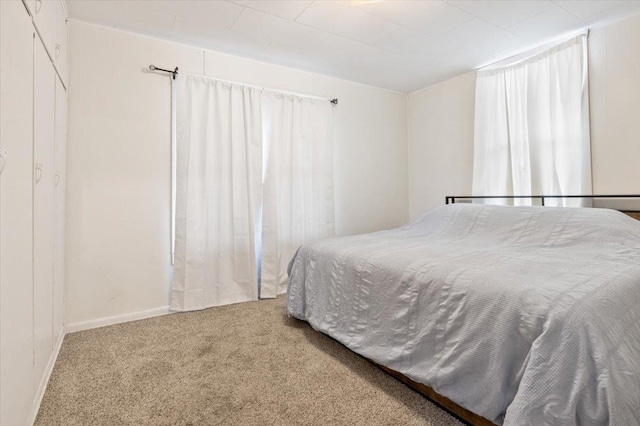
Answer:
[287, 204, 640, 425]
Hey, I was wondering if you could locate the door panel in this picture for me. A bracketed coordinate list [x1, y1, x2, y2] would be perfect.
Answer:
[53, 76, 67, 342]
[32, 0, 56, 58]
[54, 2, 68, 86]
[33, 34, 56, 390]
[32, 0, 67, 86]
[0, 1, 35, 424]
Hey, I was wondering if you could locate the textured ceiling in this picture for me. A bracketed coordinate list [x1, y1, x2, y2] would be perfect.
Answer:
[65, 0, 640, 93]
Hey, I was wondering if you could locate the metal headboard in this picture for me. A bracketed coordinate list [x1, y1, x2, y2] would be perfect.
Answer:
[445, 195, 640, 214]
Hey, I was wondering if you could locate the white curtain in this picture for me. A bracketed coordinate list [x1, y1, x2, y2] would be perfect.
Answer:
[260, 94, 335, 298]
[171, 75, 262, 311]
[171, 74, 335, 310]
[472, 35, 592, 206]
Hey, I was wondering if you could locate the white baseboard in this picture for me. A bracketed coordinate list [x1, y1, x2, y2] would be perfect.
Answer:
[27, 330, 65, 426]
[64, 305, 171, 334]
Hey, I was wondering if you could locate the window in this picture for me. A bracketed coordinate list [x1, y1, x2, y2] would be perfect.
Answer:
[472, 35, 592, 207]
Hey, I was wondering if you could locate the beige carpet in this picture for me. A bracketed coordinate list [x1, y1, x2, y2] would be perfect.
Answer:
[36, 296, 462, 426]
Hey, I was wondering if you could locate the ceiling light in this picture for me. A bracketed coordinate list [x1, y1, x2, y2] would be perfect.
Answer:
[350, 0, 385, 5]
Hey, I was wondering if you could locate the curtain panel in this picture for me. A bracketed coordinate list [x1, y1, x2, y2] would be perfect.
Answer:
[472, 35, 592, 206]
[260, 94, 335, 299]
[171, 74, 335, 311]
[171, 75, 263, 311]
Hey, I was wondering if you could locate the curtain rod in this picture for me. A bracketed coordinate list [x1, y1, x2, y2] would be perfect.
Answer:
[476, 30, 589, 71]
[148, 64, 338, 105]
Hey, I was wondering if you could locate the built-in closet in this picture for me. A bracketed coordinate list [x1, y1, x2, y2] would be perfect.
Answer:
[0, 0, 68, 424]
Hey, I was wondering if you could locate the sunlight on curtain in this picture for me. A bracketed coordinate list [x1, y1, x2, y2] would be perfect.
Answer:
[472, 35, 592, 207]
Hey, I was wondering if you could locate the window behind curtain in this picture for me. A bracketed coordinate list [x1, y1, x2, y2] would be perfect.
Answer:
[472, 34, 592, 207]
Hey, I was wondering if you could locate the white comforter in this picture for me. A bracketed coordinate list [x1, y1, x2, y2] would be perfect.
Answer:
[287, 204, 640, 425]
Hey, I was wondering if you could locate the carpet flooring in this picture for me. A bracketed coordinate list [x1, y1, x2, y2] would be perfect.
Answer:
[36, 296, 462, 426]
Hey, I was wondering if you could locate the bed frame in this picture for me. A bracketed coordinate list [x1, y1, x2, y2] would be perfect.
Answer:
[310, 328, 498, 425]
[445, 194, 640, 221]
[371, 362, 497, 425]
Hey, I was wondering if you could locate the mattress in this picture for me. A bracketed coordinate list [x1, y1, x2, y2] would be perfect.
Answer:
[287, 204, 640, 425]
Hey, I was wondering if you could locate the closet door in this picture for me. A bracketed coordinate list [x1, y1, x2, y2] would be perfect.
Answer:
[32, 0, 67, 86]
[53, 76, 67, 343]
[32, 0, 56, 57]
[0, 1, 35, 424]
[33, 34, 56, 389]
[53, 2, 68, 86]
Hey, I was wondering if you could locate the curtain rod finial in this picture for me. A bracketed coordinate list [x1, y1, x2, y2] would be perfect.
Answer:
[330, 98, 338, 105]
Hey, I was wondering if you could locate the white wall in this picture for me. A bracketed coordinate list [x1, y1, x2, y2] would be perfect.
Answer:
[408, 12, 640, 219]
[408, 73, 476, 219]
[589, 13, 640, 195]
[66, 22, 408, 325]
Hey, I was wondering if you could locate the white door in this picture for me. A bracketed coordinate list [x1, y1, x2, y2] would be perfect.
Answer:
[32, 0, 57, 58]
[0, 1, 36, 424]
[53, 1, 68, 86]
[53, 76, 67, 342]
[33, 34, 56, 390]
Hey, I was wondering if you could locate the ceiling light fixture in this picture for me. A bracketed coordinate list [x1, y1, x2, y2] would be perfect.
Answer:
[350, 0, 385, 6]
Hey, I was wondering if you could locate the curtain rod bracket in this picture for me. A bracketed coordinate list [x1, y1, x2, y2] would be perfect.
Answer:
[149, 64, 179, 79]
[330, 98, 338, 105]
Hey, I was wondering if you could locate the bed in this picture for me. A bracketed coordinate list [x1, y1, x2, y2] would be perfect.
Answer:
[286, 200, 640, 425]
